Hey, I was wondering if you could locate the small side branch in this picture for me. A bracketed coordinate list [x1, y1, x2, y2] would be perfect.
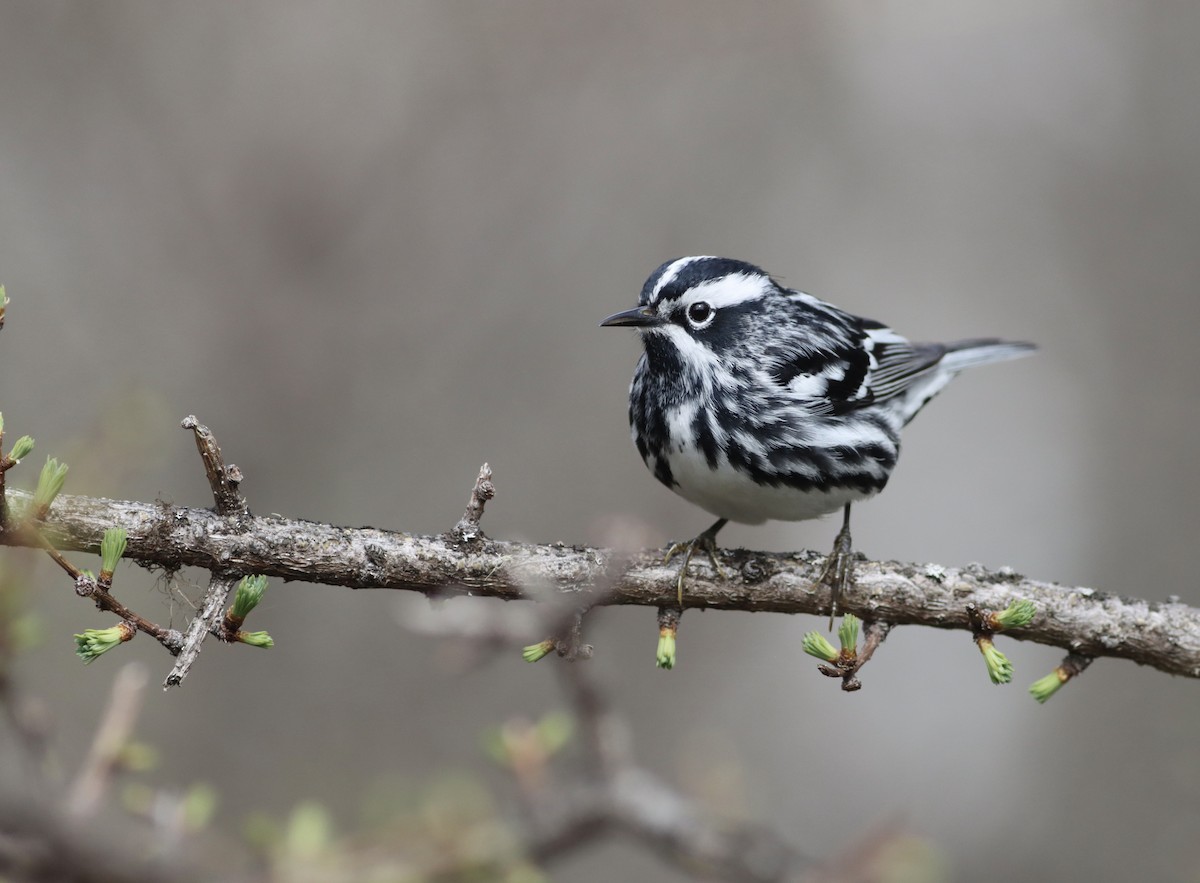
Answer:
[180, 416, 247, 520]
[162, 574, 238, 689]
[450, 462, 494, 543]
[74, 575, 183, 653]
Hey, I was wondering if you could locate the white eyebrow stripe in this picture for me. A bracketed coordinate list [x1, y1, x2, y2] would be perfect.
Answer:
[651, 256, 719, 301]
[687, 272, 773, 309]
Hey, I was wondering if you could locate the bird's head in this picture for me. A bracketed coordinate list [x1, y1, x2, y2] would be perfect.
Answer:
[600, 257, 782, 352]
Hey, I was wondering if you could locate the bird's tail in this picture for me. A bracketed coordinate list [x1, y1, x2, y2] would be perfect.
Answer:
[894, 337, 1036, 426]
[939, 338, 1037, 374]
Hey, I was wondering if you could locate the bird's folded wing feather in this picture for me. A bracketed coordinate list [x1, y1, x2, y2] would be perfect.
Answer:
[862, 331, 947, 402]
[761, 298, 947, 415]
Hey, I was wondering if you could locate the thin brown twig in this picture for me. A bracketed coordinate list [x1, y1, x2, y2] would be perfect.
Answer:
[23, 520, 183, 651]
[857, 620, 891, 670]
[25, 523, 85, 580]
[74, 574, 184, 652]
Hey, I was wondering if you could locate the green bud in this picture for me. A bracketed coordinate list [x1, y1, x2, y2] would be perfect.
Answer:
[993, 599, 1036, 630]
[978, 638, 1013, 684]
[837, 613, 860, 654]
[181, 783, 218, 831]
[121, 783, 154, 816]
[74, 622, 134, 664]
[282, 801, 333, 860]
[1029, 670, 1067, 704]
[100, 527, 128, 578]
[231, 575, 268, 619]
[32, 457, 69, 515]
[241, 812, 282, 850]
[237, 630, 274, 649]
[480, 725, 511, 766]
[504, 863, 552, 883]
[11, 613, 43, 653]
[8, 435, 34, 462]
[802, 631, 839, 662]
[117, 741, 158, 772]
[521, 639, 555, 663]
[656, 629, 677, 670]
[535, 711, 574, 756]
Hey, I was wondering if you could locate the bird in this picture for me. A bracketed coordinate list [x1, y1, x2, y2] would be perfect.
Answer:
[600, 255, 1035, 618]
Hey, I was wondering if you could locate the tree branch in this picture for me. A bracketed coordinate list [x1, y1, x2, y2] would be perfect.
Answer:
[5, 487, 1198, 679]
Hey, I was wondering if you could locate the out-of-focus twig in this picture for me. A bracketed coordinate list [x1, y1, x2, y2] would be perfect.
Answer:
[69, 663, 149, 816]
[518, 651, 803, 880]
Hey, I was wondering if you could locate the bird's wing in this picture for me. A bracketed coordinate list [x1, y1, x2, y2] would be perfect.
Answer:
[762, 295, 945, 415]
[859, 325, 947, 403]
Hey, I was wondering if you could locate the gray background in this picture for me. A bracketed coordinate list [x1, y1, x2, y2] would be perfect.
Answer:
[2, 3, 1198, 880]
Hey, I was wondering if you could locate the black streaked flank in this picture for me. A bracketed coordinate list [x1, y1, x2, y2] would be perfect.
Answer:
[692, 409, 720, 469]
[652, 454, 674, 488]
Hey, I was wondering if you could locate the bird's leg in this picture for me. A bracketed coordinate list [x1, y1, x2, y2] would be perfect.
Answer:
[816, 504, 855, 629]
[663, 517, 728, 606]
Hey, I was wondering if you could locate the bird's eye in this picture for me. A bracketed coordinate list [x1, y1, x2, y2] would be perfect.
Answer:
[686, 301, 714, 327]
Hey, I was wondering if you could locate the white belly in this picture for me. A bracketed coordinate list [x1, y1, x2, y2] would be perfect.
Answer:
[662, 443, 876, 524]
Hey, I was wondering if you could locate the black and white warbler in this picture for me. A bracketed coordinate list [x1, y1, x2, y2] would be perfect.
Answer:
[601, 256, 1035, 616]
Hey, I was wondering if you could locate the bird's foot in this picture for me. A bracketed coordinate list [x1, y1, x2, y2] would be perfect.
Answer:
[664, 518, 728, 606]
[816, 518, 855, 629]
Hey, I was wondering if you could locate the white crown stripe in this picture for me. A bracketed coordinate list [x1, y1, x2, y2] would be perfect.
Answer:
[650, 256, 713, 301]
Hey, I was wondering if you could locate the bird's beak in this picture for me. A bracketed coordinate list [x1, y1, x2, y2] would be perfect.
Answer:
[600, 305, 658, 327]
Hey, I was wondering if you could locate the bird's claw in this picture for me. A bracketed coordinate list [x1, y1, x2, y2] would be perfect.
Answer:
[664, 522, 727, 606]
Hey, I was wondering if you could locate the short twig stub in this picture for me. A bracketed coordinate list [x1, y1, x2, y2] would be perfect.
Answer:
[450, 462, 495, 543]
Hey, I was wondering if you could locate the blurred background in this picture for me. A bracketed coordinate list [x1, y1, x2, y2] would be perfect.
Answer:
[1, 2, 1198, 880]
